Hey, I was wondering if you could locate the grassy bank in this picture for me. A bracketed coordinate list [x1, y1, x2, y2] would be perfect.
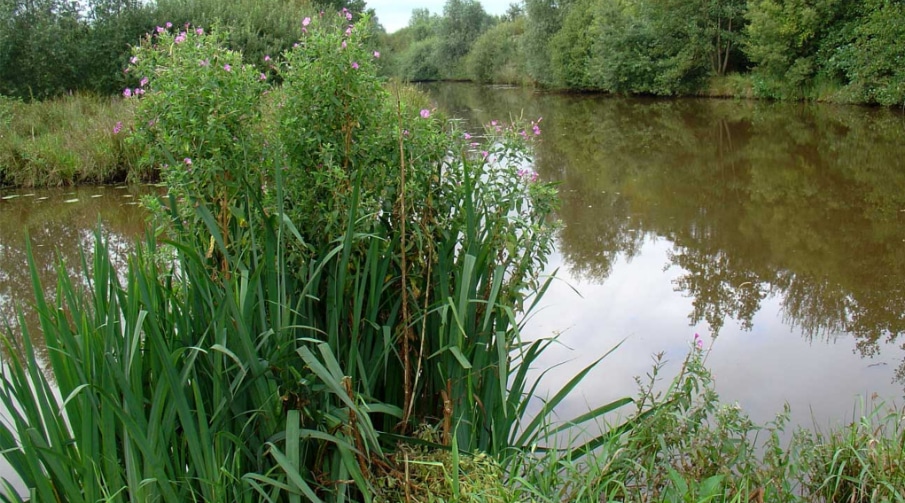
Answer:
[0, 94, 144, 188]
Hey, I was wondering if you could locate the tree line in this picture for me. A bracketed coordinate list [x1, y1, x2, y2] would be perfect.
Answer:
[379, 0, 905, 106]
[3, 0, 903, 105]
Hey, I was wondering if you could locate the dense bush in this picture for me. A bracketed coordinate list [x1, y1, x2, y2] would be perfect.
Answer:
[465, 18, 526, 84]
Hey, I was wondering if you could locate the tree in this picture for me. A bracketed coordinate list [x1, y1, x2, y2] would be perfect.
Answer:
[439, 0, 493, 68]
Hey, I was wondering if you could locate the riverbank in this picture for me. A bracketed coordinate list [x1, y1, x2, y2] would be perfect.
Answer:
[0, 94, 145, 188]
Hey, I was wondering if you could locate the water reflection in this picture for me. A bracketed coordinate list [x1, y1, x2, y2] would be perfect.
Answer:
[0, 186, 157, 359]
[424, 84, 905, 416]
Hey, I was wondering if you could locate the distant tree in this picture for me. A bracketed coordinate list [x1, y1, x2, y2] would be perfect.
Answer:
[439, 0, 493, 68]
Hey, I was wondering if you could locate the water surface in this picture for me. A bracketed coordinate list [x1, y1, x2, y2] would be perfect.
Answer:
[423, 83, 905, 430]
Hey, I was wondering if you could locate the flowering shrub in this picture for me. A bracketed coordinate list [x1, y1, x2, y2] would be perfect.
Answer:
[128, 24, 269, 254]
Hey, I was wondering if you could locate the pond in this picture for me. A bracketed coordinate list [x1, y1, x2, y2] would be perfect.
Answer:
[422, 83, 905, 431]
[1, 84, 904, 440]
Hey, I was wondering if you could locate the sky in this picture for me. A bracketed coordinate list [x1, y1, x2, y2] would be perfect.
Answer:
[367, 0, 514, 33]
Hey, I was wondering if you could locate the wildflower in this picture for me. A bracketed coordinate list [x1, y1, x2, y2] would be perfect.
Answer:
[175, 32, 186, 44]
[139, 76, 149, 87]
[373, 51, 380, 58]
[112, 121, 123, 134]
[195, 28, 204, 35]
[155, 25, 164, 34]
[259, 73, 267, 81]
[481, 150, 489, 159]
[341, 40, 347, 49]
[694, 333, 704, 350]
[345, 27, 352, 36]
[199, 59, 209, 67]
[345, 10, 353, 20]
[533, 125, 541, 136]
[147, 119, 156, 127]
[264, 55, 271, 62]
[223, 64, 231, 72]
[491, 120, 498, 126]
[403, 129, 410, 136]
[184, 158, 192, 166]
[464, 132, 471, 140]
[351, 61, 359, 69]
[130, 56, 138, 64]
[134, 88, 144, 96]
[165, 21, 172, 28]
[470, 142, 479, 147]
[122, 88, 132, 98]
[302, 17, 311, 26]
[420, 109, 430, 119]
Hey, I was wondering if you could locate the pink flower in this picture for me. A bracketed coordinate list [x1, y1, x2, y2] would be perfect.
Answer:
[175, 32, 186, 44]
[345, 10, 353, 20]
[420, 109, 430, 119]
[195, 28, 204, 35]
[165, 21, 173, 28]
[264, 55, 271, 62]
[122, 88, 132, 98]
[464, 132, 471, 140]
[199, 59, 209, 66]
[341, 40, 347, 49]
[129, 56, 138, 64]
[139, 76, 149, 87]
[694, 333, 704, 350]
[351, 61, 359, 69]
[112, 121, 123, 134]
[345, 26, 352, 36]
[373, 51, 380, 58]
[134, 88, 144, 96]
[223, 64, 231, 72]
[302, 17, 310, 26]
[184, 157, 192, 166]
[481, 151, 489, 159]
[259, 73, 267, 81]
[403, 129, 410, 136]
[155, 25, 164, 34]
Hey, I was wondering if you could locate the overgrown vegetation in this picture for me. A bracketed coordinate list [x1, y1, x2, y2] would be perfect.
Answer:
[377, 0, 905, 106]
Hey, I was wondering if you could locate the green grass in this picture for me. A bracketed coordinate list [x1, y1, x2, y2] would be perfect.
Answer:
[0, 94, 143, 188]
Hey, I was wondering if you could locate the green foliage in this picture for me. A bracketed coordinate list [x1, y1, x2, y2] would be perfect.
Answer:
[0, 94, 141, 187]
[128, 25, 268, 238]
[465, 18, 527, 84]
[842, 0, 905, 106]
[523, 0, 568, 86]
[549, 0, 595, 89]
[438, 0, 494, 73]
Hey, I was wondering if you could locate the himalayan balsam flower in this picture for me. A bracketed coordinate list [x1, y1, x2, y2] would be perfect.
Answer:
[351, 61, 359, 69]
[302, 17, 311, 26]
[122, 88, 132, 98]
[223, 64, 231, 72]
[373, 51, 380, 58]
[112, 121, 123, 134]
[139, 77, 149, 87]
[420, 109, 430, 119]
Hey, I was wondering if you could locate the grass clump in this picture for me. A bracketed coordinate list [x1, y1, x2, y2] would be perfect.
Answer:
[0, 94, 142, 188]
